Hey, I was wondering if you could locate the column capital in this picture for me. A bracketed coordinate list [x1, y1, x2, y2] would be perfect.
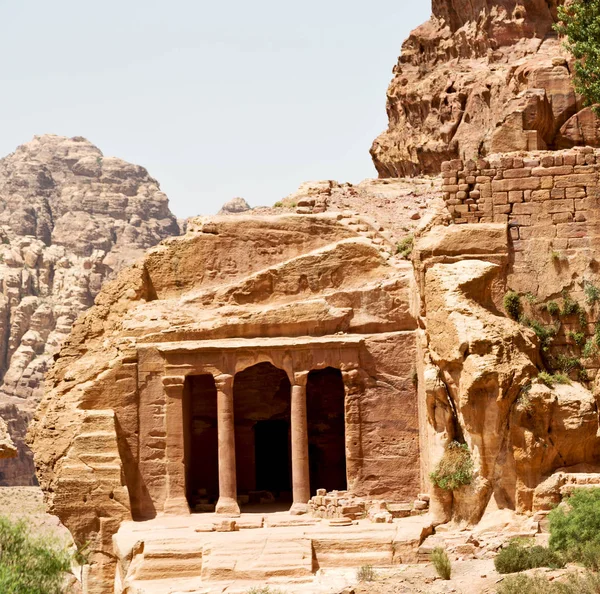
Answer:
[162, 375, 186, 397]
[214, 373, 234, 392]
[293, 371, 309, 387]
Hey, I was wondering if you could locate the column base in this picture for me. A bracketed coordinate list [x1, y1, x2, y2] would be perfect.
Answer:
[216, 496, 241, 516]
[163, 497, 191, 515]
[289, 502, 309, 516]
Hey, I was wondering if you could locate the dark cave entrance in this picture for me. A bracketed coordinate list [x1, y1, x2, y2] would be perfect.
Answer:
[184, 374, 219, 512]
[234, 362, 292, 510]
[307, 367, 347, 495]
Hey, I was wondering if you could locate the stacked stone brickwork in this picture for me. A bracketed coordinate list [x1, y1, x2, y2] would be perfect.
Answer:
[441, 148, 600, 378]
[442, 147, 600, 230]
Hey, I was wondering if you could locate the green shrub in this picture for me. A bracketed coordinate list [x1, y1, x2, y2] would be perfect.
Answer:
[429, 441, 474, 491]
[551, 250, 563, 262]
[504, 291, 522, 320]
[537, 372, 572, 388]
[583, 338, 598, 358]
[549, 488, 600, 555]
[0, 516, 71, 594]
[568, 331, 586, 347]
[556, 0, 600, 114]
[273, 201, 283, 208]
[494, 540, 564, 574]
[498, 570, 600, 594]
[431, 547, 451, 580]
[554, 354, 582, 375]
[356, 565, 376, 582]
[546, 301, 560, 316]
[396, 235, 414, 259]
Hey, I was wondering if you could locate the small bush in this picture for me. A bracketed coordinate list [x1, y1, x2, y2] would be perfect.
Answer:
[356, 565, 376, 582]
[431, 547, 451, 580]
[273, 201, 283, 208]
[547, 301, 560, 316]
[579, 541, 600, 572]
[396, 235, 414, 259]
[430, 441, 474, 491]
[0, 516, 71, 594]
[504, 291, 522, 320]
[494, 540, 564, 574]
[579, 368, 591, 382]
[521, 317, 557, 351]
[549, 488, 600, 555]
[586, 282, 600, 307]
[537, 371, 555, 387]
[562, 293, 582, 317]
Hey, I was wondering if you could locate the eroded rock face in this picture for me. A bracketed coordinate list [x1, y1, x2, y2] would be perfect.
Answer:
[0, 134, 179, 485]
[415, 221, 600, 525]
[370, 1, 600, 177]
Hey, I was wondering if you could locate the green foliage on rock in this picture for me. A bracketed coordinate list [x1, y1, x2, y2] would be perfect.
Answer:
[396, 235, 414, 259]
[556, 0, 600, 113]
[504, 291, 522, 320]
[520, 316, 557, 351]
[537, 371, 571, 388]
[429, 441, 474, 491]
[0, 516, 71, 594]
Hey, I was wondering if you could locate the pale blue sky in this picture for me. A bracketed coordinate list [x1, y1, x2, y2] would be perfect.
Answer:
[1, 1, 430, 217]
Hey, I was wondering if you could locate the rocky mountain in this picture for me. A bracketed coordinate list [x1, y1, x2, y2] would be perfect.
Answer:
[0, 134, 179, 485]
[371, 0, 600, 177]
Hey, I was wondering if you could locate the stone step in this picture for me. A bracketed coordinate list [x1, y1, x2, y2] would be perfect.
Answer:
[128, 539, 205, 581]
[311, 531, 395, 567]
[201, 535, 313, 581]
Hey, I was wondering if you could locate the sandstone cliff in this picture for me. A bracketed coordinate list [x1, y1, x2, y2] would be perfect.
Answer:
[371, 1, 600, 177]
[0, 134, 179, 485]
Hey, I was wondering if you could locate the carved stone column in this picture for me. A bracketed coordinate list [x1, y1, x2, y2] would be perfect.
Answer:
[214, 373, 240, 516]
[290, 371, 310, 515]
[162, 375, 190, 514]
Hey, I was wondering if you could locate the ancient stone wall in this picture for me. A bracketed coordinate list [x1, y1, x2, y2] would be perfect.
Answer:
[442, 147, 600, 352]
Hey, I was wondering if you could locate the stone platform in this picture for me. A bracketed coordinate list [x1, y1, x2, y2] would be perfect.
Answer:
[113, 512, 432, 593]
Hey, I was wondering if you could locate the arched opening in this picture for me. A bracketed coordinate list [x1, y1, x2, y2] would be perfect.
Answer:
[307, 367, 347, 495]
[183, 374, 219, 512]
[233, 362, 292, 510]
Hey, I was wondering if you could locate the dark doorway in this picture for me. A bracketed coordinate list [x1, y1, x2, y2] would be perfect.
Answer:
[233, 362, 292, 508]
[307, 367, 347, 495]
[255, 420, 291, 493]
[183, 374, 219, 512]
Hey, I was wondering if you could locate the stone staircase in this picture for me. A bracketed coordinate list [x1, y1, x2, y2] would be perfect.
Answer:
[335, 211, 399, 261]
[114, 515, 431, 593]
